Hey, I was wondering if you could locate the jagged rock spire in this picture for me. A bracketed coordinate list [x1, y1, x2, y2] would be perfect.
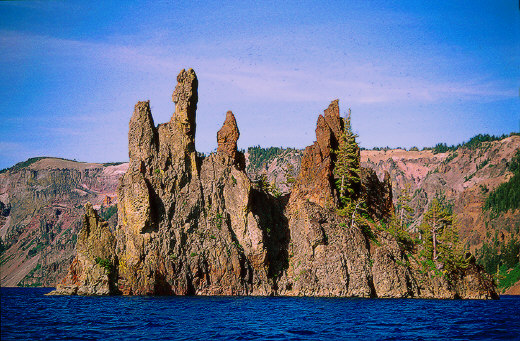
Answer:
[216, 110, 245, 169]
[128, 101, 157, 170]
[217, 111, 240, 157]
[172, 68, 198, 146]
[290, 99, 343, 208]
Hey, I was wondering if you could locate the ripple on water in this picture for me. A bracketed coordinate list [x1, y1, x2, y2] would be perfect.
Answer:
[1, 289, 520, 341]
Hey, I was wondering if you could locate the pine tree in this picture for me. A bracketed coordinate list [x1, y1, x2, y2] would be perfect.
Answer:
[420, 198, 450, 261]
[419, 196, 466, 271]
[396, 184, 414, 229]
[384, 185, 415, 249]
[333, 108, 361, 208]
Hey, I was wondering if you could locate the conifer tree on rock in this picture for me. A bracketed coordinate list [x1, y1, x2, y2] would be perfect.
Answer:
[419, 196, 466, 272]
[333, 108, 361, 217]
[396, 184, 414, 229]
[334, 110, 359, 201]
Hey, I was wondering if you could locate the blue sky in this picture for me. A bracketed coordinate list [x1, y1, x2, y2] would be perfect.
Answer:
[0, 1, 518, 169]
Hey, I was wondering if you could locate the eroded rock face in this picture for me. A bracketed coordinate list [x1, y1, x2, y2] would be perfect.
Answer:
[277, 101, 393, 297]
[48, 202, 117, 295]
[217, 111, 239, 156]
[289, 100, 343, 209]
[172, 68, 198, 148]
[51, 69, 497, 299]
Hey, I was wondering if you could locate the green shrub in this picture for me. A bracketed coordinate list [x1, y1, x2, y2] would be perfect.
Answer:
[95, 257, 113, 271]
[100, 205, 118, 221]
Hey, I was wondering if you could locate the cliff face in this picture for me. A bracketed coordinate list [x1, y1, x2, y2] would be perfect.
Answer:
[361, 139, 520, 255]
[361, 140, 520, 294]
[50, 68, 497, 298]
[0, 158, 125, 287]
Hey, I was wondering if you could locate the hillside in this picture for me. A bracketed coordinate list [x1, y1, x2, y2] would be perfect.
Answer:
[0, 158, 127, 286]
[361, 136, 520, 293]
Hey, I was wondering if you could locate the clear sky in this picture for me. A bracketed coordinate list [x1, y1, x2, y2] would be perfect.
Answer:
[0, 1, 518, 169]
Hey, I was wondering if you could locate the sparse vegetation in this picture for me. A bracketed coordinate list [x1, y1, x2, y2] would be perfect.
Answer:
[28, 242, 45, 257]
[284, 163, 296, 184]
[418, 196, 467, 274]
[99, 205, 118, 222]
[423, 133, 516, 154]
[215, 213, 223, 230]
[102, 162, 125, 167]
[0, 156, 83, 174]
[476, 159, 489, 171]
[483, 149, 520, 214]
[442, 152, 458, 164]
[497, 264, 520, 291]
[95, 257, 113, 272]
[0, 157, 47, 174]
[477, 236, 520, 290]
[254, 174, 282, 197]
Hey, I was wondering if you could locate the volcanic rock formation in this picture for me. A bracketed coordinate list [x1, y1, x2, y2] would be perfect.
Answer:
[53, 202, 117, 295]
[49, 68, 497, 299]
[217, 111, 245, 169]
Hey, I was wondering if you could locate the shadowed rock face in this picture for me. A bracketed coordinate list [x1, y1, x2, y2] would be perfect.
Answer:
[50, 68, 497, 299]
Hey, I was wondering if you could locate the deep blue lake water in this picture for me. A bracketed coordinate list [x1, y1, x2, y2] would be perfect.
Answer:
[1, 288, 520, 340]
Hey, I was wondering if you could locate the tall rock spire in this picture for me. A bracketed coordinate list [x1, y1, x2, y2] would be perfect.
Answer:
[216, 111, 245, 169]
[169, 68, 199, 175]
[172, 68, 198, 151]
[128, 101, 157, 171]
[289, 99, 343, 208]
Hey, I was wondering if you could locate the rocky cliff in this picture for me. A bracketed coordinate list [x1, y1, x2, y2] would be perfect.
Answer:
[245, 138, 520, 293]
[361, 138, 520, 293]
[361, 138, 520, 253]
[0, 158, 126, 287]
[49, 68, 496, 298]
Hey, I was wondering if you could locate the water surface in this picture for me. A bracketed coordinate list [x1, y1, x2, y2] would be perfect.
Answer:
[1, 288, 519, 340]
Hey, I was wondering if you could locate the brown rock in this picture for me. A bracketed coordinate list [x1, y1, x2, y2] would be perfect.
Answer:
[47, 202, 117, 295]
[217, 111, 240, 157]
[102, 195, 113, 206]
[289, 100, 343, 208]
[322, 99, 342, 142]
[171, 68, 198, 150]
[372, 231, 418, 298]
[217, 111, 245, 169]
[128, 101, 157, 171]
